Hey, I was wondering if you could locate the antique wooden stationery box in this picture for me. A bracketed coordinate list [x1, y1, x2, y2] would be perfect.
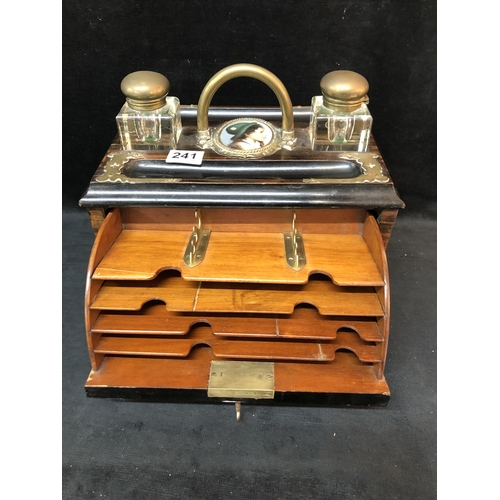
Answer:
[79, 65, 404, 414]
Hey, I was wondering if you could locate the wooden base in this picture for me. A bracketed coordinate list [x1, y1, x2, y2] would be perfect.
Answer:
[85, 349, 389, 407]
[85, 388, 390, 408]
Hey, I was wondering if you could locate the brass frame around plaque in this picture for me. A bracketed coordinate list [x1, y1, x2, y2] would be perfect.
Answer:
[208, 361, 275, 399]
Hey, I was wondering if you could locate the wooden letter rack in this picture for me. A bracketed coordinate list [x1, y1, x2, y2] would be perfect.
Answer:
[79, 98, 404, 409]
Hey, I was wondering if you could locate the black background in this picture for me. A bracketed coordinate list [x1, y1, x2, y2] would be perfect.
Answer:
[62, 2, 437, 498]
[63, 0, 436, 216]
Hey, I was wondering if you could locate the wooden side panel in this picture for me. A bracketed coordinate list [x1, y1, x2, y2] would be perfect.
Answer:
[362, 213, 390, 378]
[85, 209, 123, 370]
[86, 208, 107, 235]
[377, 209, 399, 248]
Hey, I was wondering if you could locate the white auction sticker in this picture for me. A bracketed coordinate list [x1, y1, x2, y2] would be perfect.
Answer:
[166, 150, 204, 166]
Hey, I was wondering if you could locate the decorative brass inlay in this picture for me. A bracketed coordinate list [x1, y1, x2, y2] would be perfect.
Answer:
[304, 152, 390, 184]
[183, 209, 211, 268]
[284, 212, 306, 271]
[95, 152, 145, 183]
[208, 361, 275, 399]
[95, 151, 390, 184]
[95, 152, 181, 183]
[94, 140, 390, 184]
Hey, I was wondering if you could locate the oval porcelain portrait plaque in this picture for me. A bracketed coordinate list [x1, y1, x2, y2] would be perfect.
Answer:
[211, 117, 282, 158]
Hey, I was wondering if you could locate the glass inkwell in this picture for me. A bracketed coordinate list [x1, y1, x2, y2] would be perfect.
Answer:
[309, 70, 372, 152]
[116, 70, 182, 150]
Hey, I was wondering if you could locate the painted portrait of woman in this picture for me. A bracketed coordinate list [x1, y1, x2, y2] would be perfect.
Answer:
[221, 121, 273, 151]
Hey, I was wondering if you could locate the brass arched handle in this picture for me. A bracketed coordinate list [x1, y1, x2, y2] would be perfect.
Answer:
[196, 63, 296, 149]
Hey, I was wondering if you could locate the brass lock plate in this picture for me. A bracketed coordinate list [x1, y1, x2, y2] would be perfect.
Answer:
[208, 361, 275, 399]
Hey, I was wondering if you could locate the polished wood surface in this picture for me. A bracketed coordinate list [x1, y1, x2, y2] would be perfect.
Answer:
[93, 230, 384, 285]
[90, 273, 384, 316]
[91, 304, 383, 342]
[92, 207, 383, 286]
[80, 114, 402, 403]
[84, 206, 391, 396]
[94, 326, 381, 363]
[85, 348, 389, 396]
